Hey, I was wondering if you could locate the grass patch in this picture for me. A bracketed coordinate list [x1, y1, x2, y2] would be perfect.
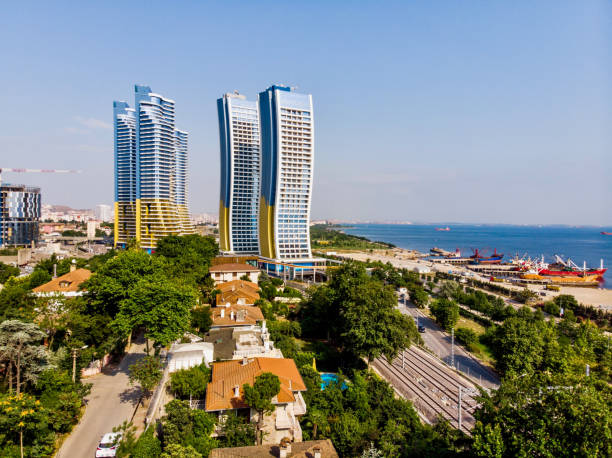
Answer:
[456, 316, 486, 335]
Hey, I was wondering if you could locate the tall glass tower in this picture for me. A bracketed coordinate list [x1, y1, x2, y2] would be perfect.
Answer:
[259, 85, 314, 260]
[114, 85, 193, 251]
[217, 92, 261, 254]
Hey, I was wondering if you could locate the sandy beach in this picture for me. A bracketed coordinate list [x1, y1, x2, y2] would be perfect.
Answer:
[329, 248, 612, 311]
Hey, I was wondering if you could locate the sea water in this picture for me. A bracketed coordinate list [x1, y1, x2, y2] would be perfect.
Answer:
[342, 224, 612, 289]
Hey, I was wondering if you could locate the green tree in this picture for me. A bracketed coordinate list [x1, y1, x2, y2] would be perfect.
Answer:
[243, 372, 281, 445]
[429, 298, 460, 331]
[170, 363, 210, 399]
[0, 392, 54, 457]
[160, 400, 217, 456]
[341, 279, 418, 365]
[219, 414, 257, 448]
[409, 286, 430, 308]
[113, 274, 195, 351]
[161, 443, 202, 458]
[473, 373, 611, 457]
[0, 262, 20, 284]
[128, 356, 162, 399]
[0, 320, 49, 394]
[0, 280, 36, 321]
[191, 306, 212, 333]
[155, 234, 218, 285]
[85, 249, 169, 318]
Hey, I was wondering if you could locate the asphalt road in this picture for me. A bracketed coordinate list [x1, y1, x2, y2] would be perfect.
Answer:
[57, 337, 146, 458]
[398, 299, 500, 389]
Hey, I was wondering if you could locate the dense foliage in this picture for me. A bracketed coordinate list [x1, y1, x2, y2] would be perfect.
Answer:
[300, 262, 420, 363]
[310, 225, 395, 250]
[159, 400, 218, 456]
[472, 373, 611, 457]
[169, 362, 210, 399]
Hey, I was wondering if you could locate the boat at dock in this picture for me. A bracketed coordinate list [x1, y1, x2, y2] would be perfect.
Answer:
[515, 255, 606, 279]
[469, 248, 504, 265]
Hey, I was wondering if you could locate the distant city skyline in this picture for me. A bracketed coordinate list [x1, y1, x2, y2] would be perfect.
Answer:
[1, 2, 610, 225]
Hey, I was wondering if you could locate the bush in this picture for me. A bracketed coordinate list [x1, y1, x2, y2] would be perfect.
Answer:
[169, 363, 210, 399]
[543, 301, 561, 317]
[429, 298, 459, 331]
[455, 327, 478, 347]
[191, 306, 212, 333]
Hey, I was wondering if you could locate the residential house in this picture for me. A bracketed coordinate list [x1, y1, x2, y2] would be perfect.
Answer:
[33, 266, 91, 297]
[216, 280, 260, 306]
[203, 322, 282, 361]
[210, 263, 261, 285]
[167, 342, 215, 373]
[205, 357, 307, 444]
[209, 439, 338, 458]
[211, 304, 264, 330]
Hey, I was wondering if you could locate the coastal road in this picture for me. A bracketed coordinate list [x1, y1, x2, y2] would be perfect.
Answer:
[398, 298, 500, 389]
[56, 336, 146, 458]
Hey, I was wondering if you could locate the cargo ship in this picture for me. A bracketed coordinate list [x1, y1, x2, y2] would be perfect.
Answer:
[469, 248, 504, 265]
[537, 255, 606, 277]
[516, 255, 606, 278]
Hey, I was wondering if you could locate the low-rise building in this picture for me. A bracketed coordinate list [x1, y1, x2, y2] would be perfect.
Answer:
[205, 357, 307, 444]
[211, 304, 265, 330]
[33, 266, 91, 297]
[167, 342, 215, 372]
[210, 263, 260, 285]
[203, 323, 282, 361]
[209, 439, 338, 458]
[216, 280, 260, 306]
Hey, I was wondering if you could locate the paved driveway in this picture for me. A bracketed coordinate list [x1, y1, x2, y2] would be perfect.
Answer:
[56, 337, 146, 458]
[399, 299, 499, 389]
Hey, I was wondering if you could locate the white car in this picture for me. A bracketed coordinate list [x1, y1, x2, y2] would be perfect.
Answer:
[95, 432, 122, 457]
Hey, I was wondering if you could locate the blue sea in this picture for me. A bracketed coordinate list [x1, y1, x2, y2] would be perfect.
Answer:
[342, 224, 612, 289]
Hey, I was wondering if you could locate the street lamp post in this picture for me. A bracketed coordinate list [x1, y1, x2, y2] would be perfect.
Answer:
[71, 345, 88, 383]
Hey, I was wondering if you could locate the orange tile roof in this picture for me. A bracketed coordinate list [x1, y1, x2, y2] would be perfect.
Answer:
[211, 305, 264, 327]
[209, 439, 339, 458]
[216, 280, 260, 305]
[210, 263, 260, 273]
[33, 268, 92, 293]
[205, 357, 307, 412]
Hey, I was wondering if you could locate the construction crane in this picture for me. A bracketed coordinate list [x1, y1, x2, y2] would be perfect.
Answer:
[0, 168, 81, 186]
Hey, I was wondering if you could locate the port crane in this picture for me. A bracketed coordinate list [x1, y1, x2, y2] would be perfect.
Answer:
[0, 168, 81, 186]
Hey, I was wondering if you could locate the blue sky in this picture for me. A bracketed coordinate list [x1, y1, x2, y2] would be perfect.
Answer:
[1, 1, 610, 225]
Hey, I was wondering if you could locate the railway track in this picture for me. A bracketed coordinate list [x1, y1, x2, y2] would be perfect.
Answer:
[394, 347, 480, 413]
[373, 356, 475, 434]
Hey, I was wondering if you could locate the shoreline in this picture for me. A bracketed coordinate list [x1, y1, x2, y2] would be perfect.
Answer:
[325, 247, 612, 312]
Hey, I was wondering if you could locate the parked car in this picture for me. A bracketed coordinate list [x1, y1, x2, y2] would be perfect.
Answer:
[418, 325, 426, 333]
[95, 432, 122, 457]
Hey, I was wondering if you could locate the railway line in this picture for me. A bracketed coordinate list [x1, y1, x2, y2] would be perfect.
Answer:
[372, 345, 479, 434]
[393, 348, 479, 414]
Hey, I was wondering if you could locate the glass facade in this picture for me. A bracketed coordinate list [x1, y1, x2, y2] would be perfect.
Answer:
[0, 184, 41, 246]
[217, 93, 261, 254]
[259, 86, 314, 260]
[113, 85, 194, 251]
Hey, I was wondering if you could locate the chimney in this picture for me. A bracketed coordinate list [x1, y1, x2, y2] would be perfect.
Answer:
[230, 311, 235, 320]
[220, 308, 225, 318]
[279, 447, 287, 458]
[262, 320, 267, 332]
[242, 356, 248, 366]
[53, 264, 57, 278]
[233, 385, 239, 397]
[70, 259, 77, 272]
[313, 447, 321, 458]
